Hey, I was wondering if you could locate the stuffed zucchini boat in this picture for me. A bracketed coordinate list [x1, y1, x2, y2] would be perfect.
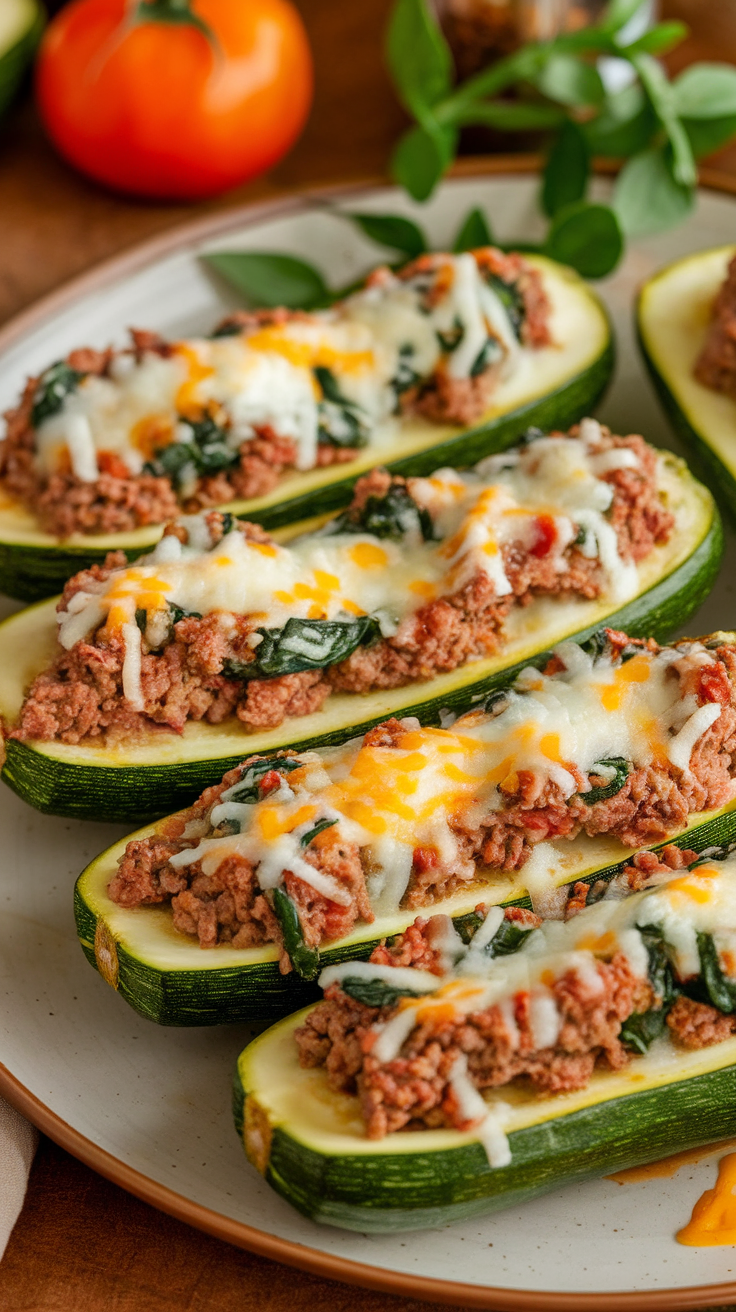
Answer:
[74, 626, 736, 1024]
[234, 853, 736, 1232]
[0, 249, 612, 600]
[0, 424, 722, 822]
[638, 244, 736, 521]
[0, 0, 43, 119]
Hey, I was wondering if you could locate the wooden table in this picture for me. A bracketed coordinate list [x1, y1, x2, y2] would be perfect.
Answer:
[2, 1, 736, 1307]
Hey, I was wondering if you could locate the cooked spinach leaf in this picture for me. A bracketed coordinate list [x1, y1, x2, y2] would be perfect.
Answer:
[254, 615, 382, 677]
[580, 758, 630, 806]
[620, 1006, 669, 1054]
[470, 337, 502, 377]
[436, 318, 464, 353]
[340, 976, 428, 1008]
[314, 366, 371, 449]
[31, 361, 86, 428]
[390, 342, 423, 398]
[301, 818, 338, 847]
[486, 274, 526, 340]
[579, 629, 640, 663]
[272, 887, 321, 981]
[169, 603, 203, 625]
[454, 909, 536, 956]
[696, 932, 736, 1014]
[144, 414, 238, 488]
[226, 756, 301, 805]
[326, 483, 434, 543]
[620, 925, 678, 1053]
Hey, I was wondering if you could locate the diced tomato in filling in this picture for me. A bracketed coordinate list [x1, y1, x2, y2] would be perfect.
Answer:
[530, 513, 557, 558]
[413, 846, 439, 873]
[258, 770, 284, 797]
[697, 663, 732, 706]
[97, 450, 132, 479]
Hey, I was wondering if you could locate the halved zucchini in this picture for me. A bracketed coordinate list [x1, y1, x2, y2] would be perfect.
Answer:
[74, 796, 736, 1025]
[0, 452, 721, 823]
[638, 245, 736, 521]
[0, 0, 43, 119]
[0, 257, 612, 601]
[234, 1010, 736, 1232]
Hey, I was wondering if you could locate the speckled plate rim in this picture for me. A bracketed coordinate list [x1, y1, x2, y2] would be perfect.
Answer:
[3, 154, 736, 1312]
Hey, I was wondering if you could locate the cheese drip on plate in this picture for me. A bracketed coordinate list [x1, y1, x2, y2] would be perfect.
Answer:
[320, 857, 736, 1164]
[167, 636, 729, 919]
[56, 422, 642, 665]
[33, 253, 531, 483]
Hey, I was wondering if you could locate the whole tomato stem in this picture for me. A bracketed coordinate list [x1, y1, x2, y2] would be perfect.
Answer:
[134, 0, 217, 46]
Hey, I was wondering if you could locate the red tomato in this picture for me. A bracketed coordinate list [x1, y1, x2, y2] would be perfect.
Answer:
[35, 0, 313, 199]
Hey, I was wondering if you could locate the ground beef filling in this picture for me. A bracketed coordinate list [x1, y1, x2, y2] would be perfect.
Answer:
[102, 636, 736, 963]
[0, 254, 550, 538]
[695, 253, 736, 398]
[10, 428, 674, 747]
[294, 891, 736, 1139]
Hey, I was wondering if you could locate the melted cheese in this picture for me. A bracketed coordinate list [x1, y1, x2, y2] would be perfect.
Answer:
[170, 640, 731, 921]
[57, 425, 642, 654]
[32, 253, 535, 482]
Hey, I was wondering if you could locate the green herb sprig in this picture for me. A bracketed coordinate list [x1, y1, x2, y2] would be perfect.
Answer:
[385, 0, 736, 275]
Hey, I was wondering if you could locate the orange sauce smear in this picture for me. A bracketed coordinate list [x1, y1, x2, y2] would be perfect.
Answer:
[677, 1152, 736, 1246]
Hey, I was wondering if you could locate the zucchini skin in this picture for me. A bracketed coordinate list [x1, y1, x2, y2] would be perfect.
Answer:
[2, 498, 722, 825]
[232, 1056, 736, 1233]
[74, 799, 736, 1026]
[0, 343, 613, 602]
[0, 3, 44, 120]
[637, 320, 736, 526]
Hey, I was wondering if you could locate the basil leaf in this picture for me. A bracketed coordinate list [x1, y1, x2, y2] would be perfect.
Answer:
[453, 207, 493, 253]
[614, 146, 694, 237]
[600, 0, 649, 34]
[672, 63, 736, 121]
[226, 756, 301, 805]
[31, 361, 85, 428]
[301, 818, 338, 847]
[386, 0, 453, 120]
[535, 54, 605, 107]
[542, 119, 590, 218]
[696, 932, 736, 1015]
[272, 887, 321, 981]
[583, 96, 654, 158]
[684, 115, 736, 160]
[544, 201, 623, 278]
[390, 123, 457, 202]
[631, 53, 695, 188]
[204, 252, 330, 310]
[340, 976, 426, 1008]
[326, 483, 434, 542]
[580, 758, 630, 806]
[254, 616, 382, 677]
[622, 21, 687, 57]
[347, 213, 427, 259]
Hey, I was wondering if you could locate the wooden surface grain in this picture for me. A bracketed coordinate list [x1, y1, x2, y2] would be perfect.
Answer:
[2, 0, 736, 1308]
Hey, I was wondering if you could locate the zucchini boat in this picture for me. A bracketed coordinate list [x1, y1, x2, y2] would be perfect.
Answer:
[638, 245, 736, 521]
[76, 798, 736, 1026]
[233, 844, 736, 1232]
[0, 252, 612, 601]
[0, 442, 722, 823]
[0, 0, 43, 120]
[74, 627, 736, 1025]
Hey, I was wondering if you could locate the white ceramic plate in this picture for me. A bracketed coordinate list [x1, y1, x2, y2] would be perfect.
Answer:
[3, 166, 736, 1311]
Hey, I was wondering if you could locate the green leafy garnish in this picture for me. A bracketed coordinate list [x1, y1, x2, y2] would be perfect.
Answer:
[205, 252, 330, 310]
[453, 207, 493, 252]
[272, 887, 321, 981]
[580, 758, 630, 806]
[347, 213, 427, 259]
[253, 615, 382, 678]
[31, 362, 85, 428]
